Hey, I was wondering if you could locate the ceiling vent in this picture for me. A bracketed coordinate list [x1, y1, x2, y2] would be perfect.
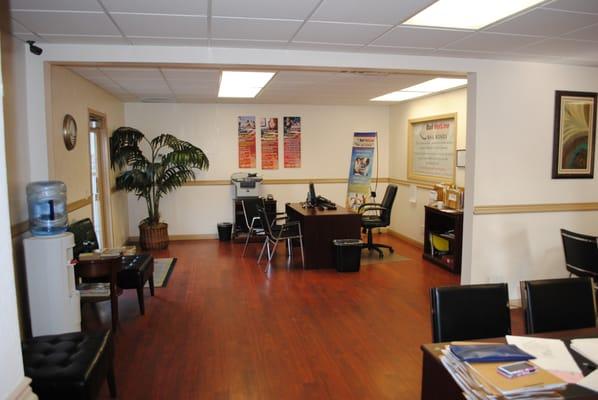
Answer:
[140, 97, 175, 103]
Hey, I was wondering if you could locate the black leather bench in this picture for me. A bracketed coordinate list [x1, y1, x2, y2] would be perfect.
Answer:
[22, 330, 116, 399]
[69, 219, 154, 315]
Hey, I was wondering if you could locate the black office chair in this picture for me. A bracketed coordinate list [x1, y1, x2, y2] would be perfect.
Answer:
[520, 277, 596, 334]
[241, 198, 266, 256]
[560, 229, 598, 280]
[430, 283, 511, 343]
[358, 184, 397, 258]
[256, 205, 304, 271]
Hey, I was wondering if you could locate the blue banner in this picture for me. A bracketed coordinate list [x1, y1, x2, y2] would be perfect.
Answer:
[346, 132, 376, 210]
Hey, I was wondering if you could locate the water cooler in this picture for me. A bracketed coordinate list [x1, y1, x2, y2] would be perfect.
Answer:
[24, 232, 81, 336]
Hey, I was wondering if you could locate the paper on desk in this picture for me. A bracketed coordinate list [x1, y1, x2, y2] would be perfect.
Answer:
[506, 335, 582, 381]
[571, 338, 598, 365]
[577, 369, 598, 392]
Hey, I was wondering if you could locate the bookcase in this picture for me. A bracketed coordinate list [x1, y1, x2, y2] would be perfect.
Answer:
[422, 205, 463, 274]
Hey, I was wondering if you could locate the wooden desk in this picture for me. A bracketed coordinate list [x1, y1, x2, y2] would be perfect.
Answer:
[285, 203, 361, 269]
[420, 328, 598, 400]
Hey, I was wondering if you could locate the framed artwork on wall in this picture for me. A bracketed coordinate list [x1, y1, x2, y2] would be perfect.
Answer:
[552, 90, 597, 179]
[407, 113, 457, 184]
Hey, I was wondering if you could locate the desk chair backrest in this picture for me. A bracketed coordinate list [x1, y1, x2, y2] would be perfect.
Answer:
[256, 205, 274, 238]
[68, 218, 99, 259]
[561, 229, 598, 279]
[430, 283, 511, 343]
[379, 185, 397, 224]
[520, 277, 596, 334]
[241, 198, 264, 231]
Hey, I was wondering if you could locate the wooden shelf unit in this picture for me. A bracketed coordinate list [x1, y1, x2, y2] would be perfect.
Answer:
[422, 205, 463, 274]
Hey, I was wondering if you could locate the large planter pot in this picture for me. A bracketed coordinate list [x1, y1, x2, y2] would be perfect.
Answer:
[139, 222, 169, 250]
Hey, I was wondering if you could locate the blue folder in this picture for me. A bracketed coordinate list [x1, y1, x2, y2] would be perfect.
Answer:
[450, 344, 535, 363]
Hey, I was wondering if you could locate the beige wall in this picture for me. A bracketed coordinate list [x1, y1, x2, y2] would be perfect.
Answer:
[47, 65, 128, 246]
[388, 88, 467, 243]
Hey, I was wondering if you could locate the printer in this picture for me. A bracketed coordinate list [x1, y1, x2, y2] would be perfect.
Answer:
[231, 172, 263, 198]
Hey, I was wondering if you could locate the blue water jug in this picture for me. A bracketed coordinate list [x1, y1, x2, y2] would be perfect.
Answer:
[26, 181, 68, 236]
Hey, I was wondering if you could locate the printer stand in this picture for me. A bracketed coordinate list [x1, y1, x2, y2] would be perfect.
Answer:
[233, 198, 277, 241]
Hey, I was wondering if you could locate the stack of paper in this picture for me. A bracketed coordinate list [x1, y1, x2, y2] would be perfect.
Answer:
[570, 338, 598, 365]
[440, 345, 567, 399]
[77, 282, 110, 297]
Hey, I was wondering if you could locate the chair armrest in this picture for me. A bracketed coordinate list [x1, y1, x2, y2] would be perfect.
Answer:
[359, 205, 387, 214]
[358, 202, 380, 212]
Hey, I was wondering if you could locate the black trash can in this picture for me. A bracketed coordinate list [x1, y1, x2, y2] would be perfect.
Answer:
[333, 239, 363, 272]
[217, 222, 232, 241]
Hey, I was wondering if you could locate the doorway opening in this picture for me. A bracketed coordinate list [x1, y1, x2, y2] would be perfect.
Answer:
[88, 111, 111, 248]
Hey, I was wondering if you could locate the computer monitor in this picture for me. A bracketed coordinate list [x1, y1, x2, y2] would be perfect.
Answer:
[308, 182, 317, 206]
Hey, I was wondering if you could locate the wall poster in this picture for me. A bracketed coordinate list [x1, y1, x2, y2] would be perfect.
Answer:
[283, 116, 301, 168]
[408, 113, 457, 184]
[261, 117, 279, 169]
[238, 116, 256, 168]
[346, 132, 376, 211]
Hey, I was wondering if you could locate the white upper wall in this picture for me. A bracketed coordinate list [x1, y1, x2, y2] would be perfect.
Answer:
[124, 102, 389, 235]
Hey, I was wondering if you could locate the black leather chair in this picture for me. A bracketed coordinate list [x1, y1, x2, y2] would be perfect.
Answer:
[430, 283, 511, 343]
[241, 197, 265, 256]
[561, 229, 598, 280]
[358, 184, 397, 258]
[256, 205, 304, 270]
[520, 277, 596, 334]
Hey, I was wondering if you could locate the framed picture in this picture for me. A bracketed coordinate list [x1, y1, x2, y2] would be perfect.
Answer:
[552, 90, 597, 179]
[408, 113, 457, 184]
[456, 149, 466, 168]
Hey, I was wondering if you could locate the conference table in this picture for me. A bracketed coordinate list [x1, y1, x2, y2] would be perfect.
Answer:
[285, 202, 361, 269]
[420, 327, 598, 399]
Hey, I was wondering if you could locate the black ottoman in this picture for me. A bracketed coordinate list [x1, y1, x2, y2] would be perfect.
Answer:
[117, 254, 154, 315]
[22, 330, 116, 400]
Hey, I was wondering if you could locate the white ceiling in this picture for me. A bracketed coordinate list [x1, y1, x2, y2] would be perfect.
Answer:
[66, 66, 459, 105]
[7, 0, 598, 67]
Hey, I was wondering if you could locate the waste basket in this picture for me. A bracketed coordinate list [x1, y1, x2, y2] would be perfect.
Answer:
[217, 222, 232, 241]
[333, 239, 363, 272]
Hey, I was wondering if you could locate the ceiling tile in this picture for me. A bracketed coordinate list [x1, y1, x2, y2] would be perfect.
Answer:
[128, 37, 209, 46]
[44, 35, 128, 44]
[101, 0, 208, 15]
[443, 32, 544, 52]
[162, 69, 221, 81]
[211, 17, 302, 41]
[212, 0, 320, 19]
[372, 26, 470, 48]
[115, 80, 173, 95]
[294, 21, 390, 45]
[11, 11, 120, 35]
[487, 9, 598, 36]
[512, 38, 598, 58]
[170, 83, 218, 96]
[10, 0, 102, 11]
[100, 67, 163, 80]
[210, 38, 289, 49]
[312, 0, 437, 25]
[543, 0, 598, 14]
[563, 23, 598, 41]
[111, 14, 207, 37]
[68, 67, 105, 79]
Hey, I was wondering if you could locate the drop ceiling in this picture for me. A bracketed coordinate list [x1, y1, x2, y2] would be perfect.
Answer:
[67, 66, 461, 105]
[8, 0, 598, 67]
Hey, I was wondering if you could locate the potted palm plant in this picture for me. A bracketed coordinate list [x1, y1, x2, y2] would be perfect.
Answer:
[110, 127, 209, 249]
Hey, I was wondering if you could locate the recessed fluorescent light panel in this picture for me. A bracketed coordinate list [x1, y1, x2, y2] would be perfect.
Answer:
[371, 78, 467, 102]
[218, 71, 275, 98]
[403, 0, 545, 30]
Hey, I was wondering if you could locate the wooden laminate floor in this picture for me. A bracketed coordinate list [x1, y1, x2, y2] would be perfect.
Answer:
[92, 234, 524, 399]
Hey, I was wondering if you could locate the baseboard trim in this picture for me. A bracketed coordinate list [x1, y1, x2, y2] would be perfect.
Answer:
[128, 233, 218, 243]
[387, 229, 424, 249]
[7, 377, 37, 400]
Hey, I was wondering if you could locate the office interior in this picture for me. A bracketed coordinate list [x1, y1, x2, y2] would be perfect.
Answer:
[2, 0, 598, 398]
